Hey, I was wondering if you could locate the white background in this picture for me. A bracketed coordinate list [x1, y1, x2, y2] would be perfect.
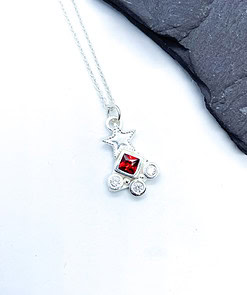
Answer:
[0, 0, 247, 294]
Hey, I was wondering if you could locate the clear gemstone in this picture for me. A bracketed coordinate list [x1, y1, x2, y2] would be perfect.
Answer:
[144, 163, 158, 179]
[130, 179, 146, 196]
[108, 174, 123, 190]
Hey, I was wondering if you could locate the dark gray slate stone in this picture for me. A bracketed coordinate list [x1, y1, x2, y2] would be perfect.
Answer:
[102, 0, 247, 154]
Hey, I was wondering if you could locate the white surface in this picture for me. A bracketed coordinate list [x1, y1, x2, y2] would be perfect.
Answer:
[0, 0, 247, 294]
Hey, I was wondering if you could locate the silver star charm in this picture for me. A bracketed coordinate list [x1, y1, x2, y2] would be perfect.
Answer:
[103, 127, 135, 158]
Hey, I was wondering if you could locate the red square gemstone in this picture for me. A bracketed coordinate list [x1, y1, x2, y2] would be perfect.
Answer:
[118, 153, 140, 175]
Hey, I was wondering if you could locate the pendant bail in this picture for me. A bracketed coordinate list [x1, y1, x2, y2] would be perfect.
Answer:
[107, 105, 121, 122]
[106, 116, 122, 131]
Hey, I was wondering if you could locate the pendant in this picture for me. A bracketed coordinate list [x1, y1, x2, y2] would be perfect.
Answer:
[103, 108, 159, 197]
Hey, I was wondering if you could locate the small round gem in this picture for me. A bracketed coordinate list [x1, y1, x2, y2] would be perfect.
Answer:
[129, 179, 146, 197]
[144, 163, 158, 179]
[108, 174, 123, 191]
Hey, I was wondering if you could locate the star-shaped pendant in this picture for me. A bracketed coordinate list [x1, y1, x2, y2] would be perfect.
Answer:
[103, 127, 135, 158]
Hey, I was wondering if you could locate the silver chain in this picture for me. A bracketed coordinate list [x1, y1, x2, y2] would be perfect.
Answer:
[59, 0, 116, 111]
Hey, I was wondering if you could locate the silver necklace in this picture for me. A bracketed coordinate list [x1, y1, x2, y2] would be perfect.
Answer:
[59, 0, 159, 197]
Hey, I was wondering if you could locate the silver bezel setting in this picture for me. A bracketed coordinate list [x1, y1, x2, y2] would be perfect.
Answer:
[108, 174, 124, 191]
[59, 0, 160, 198]
[129, 179, 146, 197]
[114, 150, 144, 178]
[103, 123, 159, 196]
[144, 162, 159, 179]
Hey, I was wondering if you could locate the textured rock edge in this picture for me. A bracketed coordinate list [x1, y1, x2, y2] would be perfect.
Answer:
[102, 0, 247, 155]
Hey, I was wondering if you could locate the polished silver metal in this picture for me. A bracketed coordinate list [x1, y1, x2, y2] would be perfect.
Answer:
[129, 179, 146, 197]
[108, 174, 124, 191]
[114, 150, 144, 178]
[103, 126, 135, 158]
[105, 116, 122, 131]
[106, 148, 158, 197]
[59, 0, 159, 197]
[144, 162, 159, 179]
[59, 0, 115, 110]
[107, 105, 121, 121]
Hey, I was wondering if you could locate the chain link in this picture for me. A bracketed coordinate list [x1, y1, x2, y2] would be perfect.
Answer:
[59, 0, 115, 110]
